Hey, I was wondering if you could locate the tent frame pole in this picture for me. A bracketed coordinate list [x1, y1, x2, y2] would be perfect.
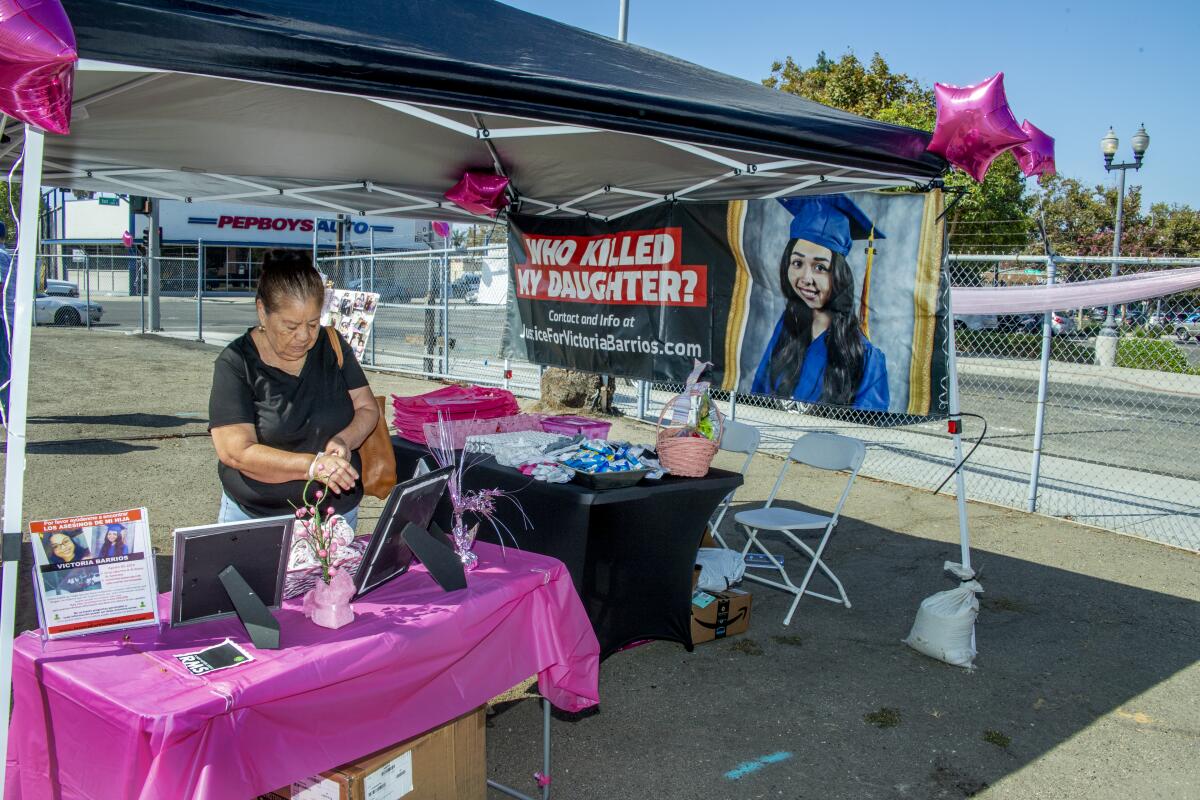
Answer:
[0, 125, 47, 796]
[942, 264, 972, 574]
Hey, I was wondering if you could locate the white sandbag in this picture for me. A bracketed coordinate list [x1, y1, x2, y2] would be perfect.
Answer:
[695, 547, 746, 592]
[903, 561, 982, 669]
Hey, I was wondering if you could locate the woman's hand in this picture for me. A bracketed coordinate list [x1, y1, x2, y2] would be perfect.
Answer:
[311, 452, 359, 494]
[324, 436, 350, 460]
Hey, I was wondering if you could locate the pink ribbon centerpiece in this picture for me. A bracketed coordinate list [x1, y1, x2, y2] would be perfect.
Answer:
[292, 477, 356, 629]
[0, 0, 78, 134]
[428, 412, 526, 571]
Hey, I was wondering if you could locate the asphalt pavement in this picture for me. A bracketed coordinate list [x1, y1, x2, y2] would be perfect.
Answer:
[2, 328, 1197, 799]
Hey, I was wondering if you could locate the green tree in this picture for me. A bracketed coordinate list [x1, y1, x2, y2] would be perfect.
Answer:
[764, 50, 1032, 257]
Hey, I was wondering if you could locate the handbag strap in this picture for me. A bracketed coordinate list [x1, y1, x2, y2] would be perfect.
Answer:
[325, 326, 344, 369]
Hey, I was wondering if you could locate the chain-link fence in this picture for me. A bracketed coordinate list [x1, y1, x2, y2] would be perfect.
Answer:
[607, 255, 1200, 552]
[35, 241, 1198, 551]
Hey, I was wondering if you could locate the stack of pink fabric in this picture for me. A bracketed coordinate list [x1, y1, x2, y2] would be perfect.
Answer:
[392, 385, 521, 444]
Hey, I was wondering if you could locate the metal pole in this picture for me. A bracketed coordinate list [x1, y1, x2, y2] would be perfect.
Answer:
[441, 248, 450, 377]
[636, 379, 647, 420]
[1026, 256, 1057, 512]
[729, 376, 739, 422]
[944, 279, 972, 573]
[617, 0, 629, 41]
[148, 199, 161, 331]
[503, 357, 511, 391]
[369, 228, 376, 366]
[196, 240, 204, 342]
[311, 215, 319, 269]
[0, 125, 47, 795]
[1104, 167, 1127, 331]
[84, 254, 91, 330]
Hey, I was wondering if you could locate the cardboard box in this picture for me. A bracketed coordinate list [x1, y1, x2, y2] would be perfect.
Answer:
[266, 706, 485, 800]
[691, 568, 752, 644]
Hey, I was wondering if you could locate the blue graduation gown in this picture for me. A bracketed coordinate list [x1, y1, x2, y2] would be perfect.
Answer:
[751, 318, 890, 411]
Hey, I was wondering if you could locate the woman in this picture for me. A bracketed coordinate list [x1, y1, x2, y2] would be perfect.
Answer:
[751, 196, 889, 411]
[44, 529, 89, 565]
[209, 250, 379, 529]
[97, 525, 128, 558]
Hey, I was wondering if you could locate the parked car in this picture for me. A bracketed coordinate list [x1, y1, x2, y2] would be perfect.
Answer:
[345, 277, 411, 303]
[34, 293, 102, 326]
[1018, 311, 1077, 336]
[450, 272, 481, 303]
[1151, 310, 1190, 327]
[1174, 313, 1200, 342]
[1121, 309, 1149, 327]
[953, 314, 998, 331]
[43, 279, 80, 297]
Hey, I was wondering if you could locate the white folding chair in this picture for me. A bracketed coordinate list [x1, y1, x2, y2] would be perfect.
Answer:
[706, 419, 761, 549]
[734, 432, 866, 626]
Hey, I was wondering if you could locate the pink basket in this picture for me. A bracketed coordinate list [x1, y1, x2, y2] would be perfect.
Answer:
[540, 415, 612, 439]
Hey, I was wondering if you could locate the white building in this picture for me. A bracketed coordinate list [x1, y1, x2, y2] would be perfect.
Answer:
[48, 192, 431, 294]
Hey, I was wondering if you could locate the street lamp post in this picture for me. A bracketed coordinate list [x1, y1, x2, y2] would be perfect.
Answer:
[1094, 125, 1150, 366]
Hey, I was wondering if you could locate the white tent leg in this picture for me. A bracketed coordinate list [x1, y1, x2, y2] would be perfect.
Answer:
[943, 282, 972, 574]
[0, 125, 46, 796]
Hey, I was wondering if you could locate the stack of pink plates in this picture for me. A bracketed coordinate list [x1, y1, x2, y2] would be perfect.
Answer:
[392, 385, 521, 444]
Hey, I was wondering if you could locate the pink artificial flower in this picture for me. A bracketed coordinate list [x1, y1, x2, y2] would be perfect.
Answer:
[295, 507, 307, 518]
[317, 549, 327, 558]
[329, 541, 339, 554]
[326, 506, 335, 515]
[314, 489, 324, 500]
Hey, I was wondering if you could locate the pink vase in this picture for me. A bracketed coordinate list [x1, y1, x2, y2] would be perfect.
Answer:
[303, 569, 355, 629]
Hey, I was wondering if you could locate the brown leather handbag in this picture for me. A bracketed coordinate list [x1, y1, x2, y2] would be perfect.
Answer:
[326, 327, 398, 499]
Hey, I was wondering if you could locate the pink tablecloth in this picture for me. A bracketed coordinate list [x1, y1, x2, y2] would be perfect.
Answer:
[5, 543, 599, 800]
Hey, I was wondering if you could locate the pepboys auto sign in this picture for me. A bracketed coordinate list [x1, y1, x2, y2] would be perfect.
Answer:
[193, 214, 392, 236]
[137, 200, 414, 246]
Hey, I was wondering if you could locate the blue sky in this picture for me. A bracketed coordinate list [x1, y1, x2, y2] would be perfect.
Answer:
[501, 0, 1198, 211]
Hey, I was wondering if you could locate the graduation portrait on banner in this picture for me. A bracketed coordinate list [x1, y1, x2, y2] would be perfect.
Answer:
[503, 190, 948, 418]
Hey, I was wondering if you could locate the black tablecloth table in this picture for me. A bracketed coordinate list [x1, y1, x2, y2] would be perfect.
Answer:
[392, 435, 743, 658]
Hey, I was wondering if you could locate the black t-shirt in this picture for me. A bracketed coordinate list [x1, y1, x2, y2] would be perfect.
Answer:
[209, 328, 369, 517]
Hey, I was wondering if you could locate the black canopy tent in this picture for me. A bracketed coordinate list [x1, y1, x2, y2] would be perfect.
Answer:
[0, 1, 958, 790]
[2, 0, 945, 221]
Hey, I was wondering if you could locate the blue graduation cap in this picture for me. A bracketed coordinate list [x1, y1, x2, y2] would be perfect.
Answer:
[777, 195, 884, 256]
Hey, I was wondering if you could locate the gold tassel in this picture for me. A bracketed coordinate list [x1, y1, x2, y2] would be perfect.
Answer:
[860, 226, 876, 338]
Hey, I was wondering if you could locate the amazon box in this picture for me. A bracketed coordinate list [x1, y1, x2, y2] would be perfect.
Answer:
[691, 568, 752, 644]
[265, 706, 485, 800]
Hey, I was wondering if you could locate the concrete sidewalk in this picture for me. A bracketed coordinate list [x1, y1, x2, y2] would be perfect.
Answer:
[2, 329, 1197, 799]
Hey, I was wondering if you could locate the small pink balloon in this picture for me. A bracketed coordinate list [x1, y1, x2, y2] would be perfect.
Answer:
[0, 0, 78, 134]
[1012, 119, 1056, 183]
[432, 221, 451, 238]
[121, 230, 133, 248]
[444, 171, 510, 217]
[927, 72, 1030, 183]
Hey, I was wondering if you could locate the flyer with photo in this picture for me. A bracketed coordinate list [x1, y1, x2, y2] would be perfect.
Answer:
[321, 288, 380, 362]
[29, 508, 159, 638]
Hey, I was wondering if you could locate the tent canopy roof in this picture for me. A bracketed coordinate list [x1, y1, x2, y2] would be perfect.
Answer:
[12, 0, 945, 221]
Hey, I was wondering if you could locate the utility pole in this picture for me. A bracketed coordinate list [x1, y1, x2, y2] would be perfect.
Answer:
[148, 199, 161, 331]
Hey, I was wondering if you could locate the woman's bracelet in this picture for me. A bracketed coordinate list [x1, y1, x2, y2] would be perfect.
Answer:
[307, 451, 325, 480]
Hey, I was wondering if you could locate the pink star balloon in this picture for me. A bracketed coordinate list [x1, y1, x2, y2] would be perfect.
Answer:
[1012, 119, 1056, 183]
[444, 171, 510, 217]
[927, 72, 1029, 183]
[0, 0, 77, 135]
[432, 220, 451, 238]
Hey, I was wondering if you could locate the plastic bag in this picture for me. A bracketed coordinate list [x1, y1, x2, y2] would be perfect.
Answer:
[695, 547, 746, 592]
[903, 561, 982, 669]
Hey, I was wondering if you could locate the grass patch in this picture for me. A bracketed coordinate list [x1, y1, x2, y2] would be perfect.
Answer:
[1116, 338, 1200, 374]
[983, 729, 1011, 748]
[730, 639, 763, 656]
[771, 634, 804, 647]
[955, 330, 1200, 375]
[864, 707, 901, 728]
